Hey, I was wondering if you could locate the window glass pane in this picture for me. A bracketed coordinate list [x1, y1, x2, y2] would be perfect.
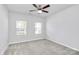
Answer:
[16, 21, 26, 35]
[35, 22, 42, 34]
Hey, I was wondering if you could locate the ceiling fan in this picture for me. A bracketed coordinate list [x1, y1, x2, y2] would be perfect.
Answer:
[29, 4, 50, 14]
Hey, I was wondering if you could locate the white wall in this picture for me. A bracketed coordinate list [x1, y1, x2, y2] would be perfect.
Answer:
[0, 5, 8, 54]
[47, 5, 79, 50]
[9, 12, 46, 44]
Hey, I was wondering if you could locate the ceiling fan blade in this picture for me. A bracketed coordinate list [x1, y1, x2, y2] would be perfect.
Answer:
[42, 10, 48, 13]
[29, 10, 36, 12]
[42, 4, 50, 9]
[32, 4, 38, 8]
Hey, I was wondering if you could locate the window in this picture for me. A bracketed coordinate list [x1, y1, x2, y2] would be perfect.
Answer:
[16, 21, 26, 35]
[35, 22, 42, 34]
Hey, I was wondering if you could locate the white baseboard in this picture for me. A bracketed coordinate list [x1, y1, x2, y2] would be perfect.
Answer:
[47, 37, 79, 52]
[9, 38, 44, 45]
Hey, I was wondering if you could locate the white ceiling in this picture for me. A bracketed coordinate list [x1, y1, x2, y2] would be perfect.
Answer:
[5, 4, 74, 18]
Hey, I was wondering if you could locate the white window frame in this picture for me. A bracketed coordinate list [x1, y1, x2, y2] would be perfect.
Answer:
[35, 22, 42, 34]
[16, 21, 26, 35]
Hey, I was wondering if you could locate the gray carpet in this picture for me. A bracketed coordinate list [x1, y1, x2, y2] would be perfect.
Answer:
[4, 39, 79, 55]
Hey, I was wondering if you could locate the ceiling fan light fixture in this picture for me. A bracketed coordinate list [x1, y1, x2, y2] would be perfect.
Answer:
[38, 10, 42, 14]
